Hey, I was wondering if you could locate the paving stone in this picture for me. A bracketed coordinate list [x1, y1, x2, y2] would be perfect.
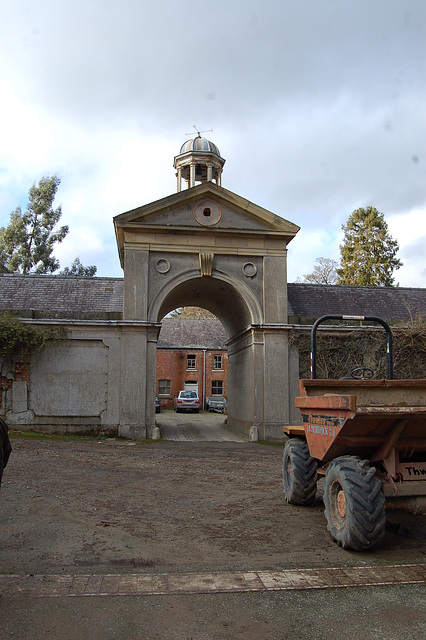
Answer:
[1, 564, 424, 598]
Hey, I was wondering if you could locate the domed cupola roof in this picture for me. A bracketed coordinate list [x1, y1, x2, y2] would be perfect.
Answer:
[179, 136, 221, 157]
[174, 134, 225, 192]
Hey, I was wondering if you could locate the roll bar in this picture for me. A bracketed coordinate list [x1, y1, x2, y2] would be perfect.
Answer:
[310, 315, 393, 380]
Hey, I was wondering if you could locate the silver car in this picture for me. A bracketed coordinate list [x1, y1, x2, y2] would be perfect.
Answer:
[205, 396, 227, 413]
[174, 391, 201, 413]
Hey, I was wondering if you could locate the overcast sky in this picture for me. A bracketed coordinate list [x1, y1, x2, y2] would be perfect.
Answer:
[0, 0, 425, 287]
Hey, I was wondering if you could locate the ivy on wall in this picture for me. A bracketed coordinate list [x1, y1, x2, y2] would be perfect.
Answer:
[0, 313, 65, 359]
[291, 322, 426, 380]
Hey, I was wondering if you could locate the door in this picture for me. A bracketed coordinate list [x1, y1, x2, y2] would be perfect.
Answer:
[184, 381, 199, 395]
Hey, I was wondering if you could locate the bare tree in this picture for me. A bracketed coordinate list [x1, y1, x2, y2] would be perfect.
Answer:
[301, 257, 339, 284]
[169, 307, 216, 319]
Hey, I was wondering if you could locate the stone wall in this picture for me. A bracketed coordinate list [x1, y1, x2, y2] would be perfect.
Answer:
[2, 321, 141, 437]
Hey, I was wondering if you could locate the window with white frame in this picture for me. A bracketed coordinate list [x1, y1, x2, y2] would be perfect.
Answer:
[213, 354, 222, 370]
[211, 380, 223, 395]
[158, 379, 171, 396]
[187, 354, 196, 369]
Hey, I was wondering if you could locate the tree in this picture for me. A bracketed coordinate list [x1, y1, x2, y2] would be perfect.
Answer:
[169, 307, 216, 319]
[0, 176, 69, 274]
[337, 206, 402, 286]
[301, 257, 338, 284]
[60, 257, 97, 277]
[1, 175, 97, 277]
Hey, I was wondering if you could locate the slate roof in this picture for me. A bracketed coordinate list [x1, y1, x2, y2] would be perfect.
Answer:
[158, 318, 227, 349]
[287, 284, 426, 324]
[0, 274, 424, 326]
[0, 274, 123, 319]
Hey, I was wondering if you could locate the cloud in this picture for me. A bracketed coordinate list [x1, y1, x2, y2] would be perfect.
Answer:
[0, 0, 425, 286]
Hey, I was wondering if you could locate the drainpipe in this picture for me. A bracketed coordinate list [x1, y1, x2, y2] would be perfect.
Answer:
[203, 349, 206, 410]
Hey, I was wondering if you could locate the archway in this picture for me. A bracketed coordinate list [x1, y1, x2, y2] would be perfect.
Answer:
[153, 275, 259, 435]
[153, 274, 260, 334]
[113, 137, 299, 440]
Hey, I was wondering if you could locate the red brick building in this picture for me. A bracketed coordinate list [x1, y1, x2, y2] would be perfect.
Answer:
[156, 318, 228, 410]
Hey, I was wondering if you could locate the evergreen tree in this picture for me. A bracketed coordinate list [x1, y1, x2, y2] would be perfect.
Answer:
[337, 206, 402, 286]
[0, 176, 68, 274]
[0, 176, 97, 276]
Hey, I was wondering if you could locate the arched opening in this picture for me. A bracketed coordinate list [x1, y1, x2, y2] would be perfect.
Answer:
[148, 274, 263, 439]
[153, 275, 259, 338]
[155, 305, 232, 439]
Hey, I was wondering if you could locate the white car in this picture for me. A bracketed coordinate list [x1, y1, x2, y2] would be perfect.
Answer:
[174, 391, 201, 413]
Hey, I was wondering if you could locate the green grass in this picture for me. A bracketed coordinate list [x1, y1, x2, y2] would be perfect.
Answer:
[9, 430, 118, 442]
[8, 430, 164, 445]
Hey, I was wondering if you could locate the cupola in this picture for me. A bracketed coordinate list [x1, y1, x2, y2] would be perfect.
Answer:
[173, 134, 226, 191]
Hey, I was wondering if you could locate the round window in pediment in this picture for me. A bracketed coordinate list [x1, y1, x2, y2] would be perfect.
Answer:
[193, 200, 222, 226]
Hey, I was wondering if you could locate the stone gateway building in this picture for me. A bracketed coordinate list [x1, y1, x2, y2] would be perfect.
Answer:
[0, 136, 425, 440]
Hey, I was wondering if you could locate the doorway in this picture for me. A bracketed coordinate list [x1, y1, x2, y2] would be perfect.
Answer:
[184, 381, 199, 394]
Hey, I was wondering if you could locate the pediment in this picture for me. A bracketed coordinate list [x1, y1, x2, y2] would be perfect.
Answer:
[114, 182, 299, 237]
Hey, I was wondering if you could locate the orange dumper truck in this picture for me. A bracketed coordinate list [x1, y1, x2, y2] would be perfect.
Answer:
[282, 315, 426, 551]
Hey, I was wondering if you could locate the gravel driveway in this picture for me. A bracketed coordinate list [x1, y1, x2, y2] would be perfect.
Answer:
[1, 434, 425, 639]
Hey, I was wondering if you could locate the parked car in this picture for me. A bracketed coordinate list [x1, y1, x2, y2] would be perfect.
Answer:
[155, 397, 161, 413]
[205, 396, 227, 413]
[174, 390, 201, 413]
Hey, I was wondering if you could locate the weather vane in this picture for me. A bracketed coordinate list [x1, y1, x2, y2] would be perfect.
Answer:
[186, 125, 213, 137]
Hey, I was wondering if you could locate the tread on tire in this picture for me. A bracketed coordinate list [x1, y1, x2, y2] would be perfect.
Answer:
[283, 438, 318, 505]
[323, 455, 386, 551]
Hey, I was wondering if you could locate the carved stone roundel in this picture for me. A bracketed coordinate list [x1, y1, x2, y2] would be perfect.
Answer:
[242, 262, 257, 277]
[156, 258, 171, 274]
[193, 200, 222, 226]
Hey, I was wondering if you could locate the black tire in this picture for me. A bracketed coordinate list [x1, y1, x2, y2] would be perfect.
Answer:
[323, 456, 386, 551]
[282, 438, 318, 505]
